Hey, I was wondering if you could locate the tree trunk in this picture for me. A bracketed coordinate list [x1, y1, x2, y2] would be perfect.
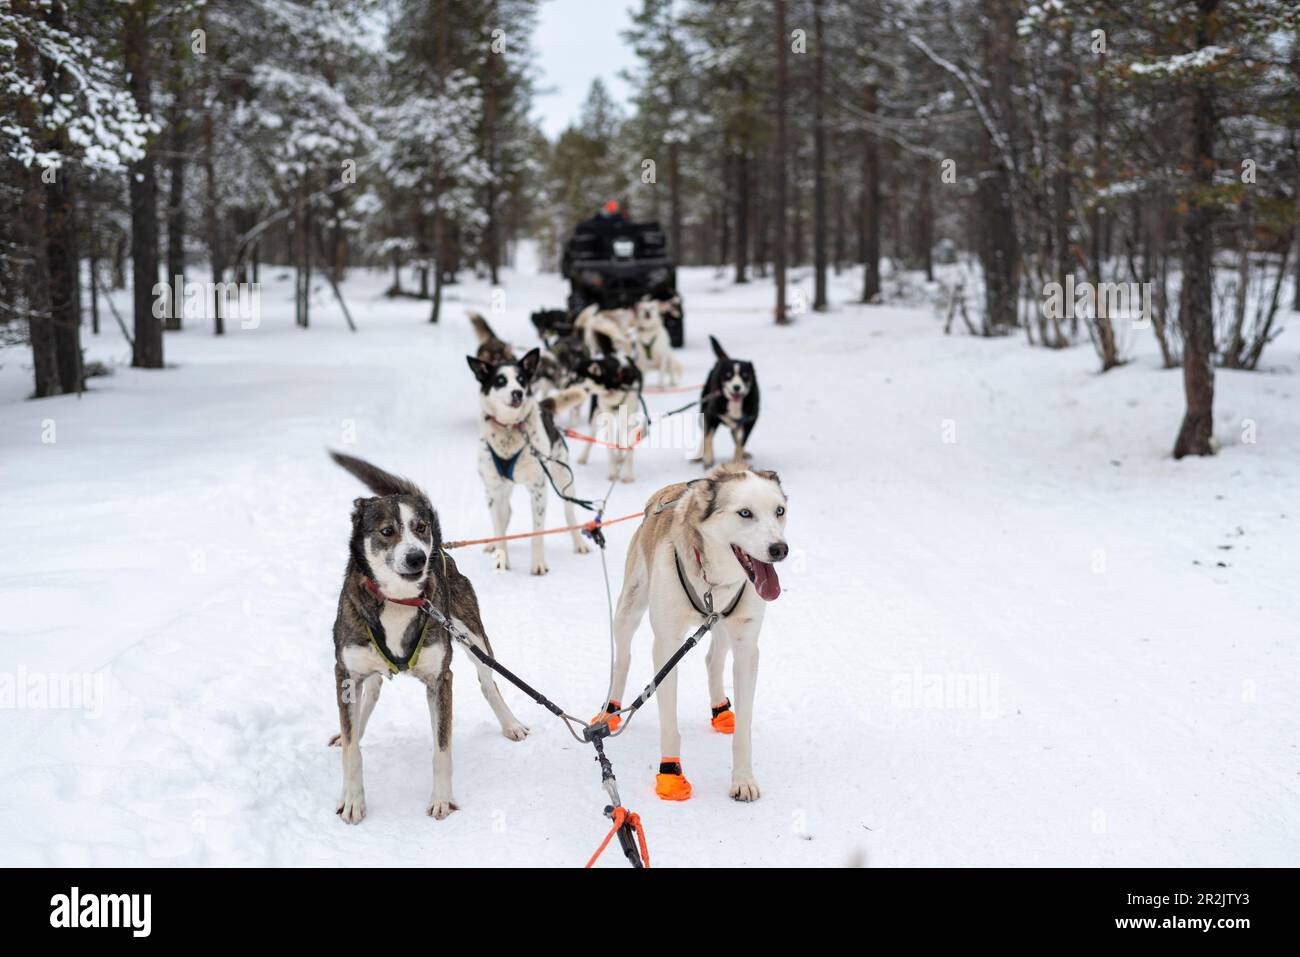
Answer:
[917, 169, 933, 282]
[773, 0, 789, 323]
[41, 0, 82, 392]
[164, 16, 189, 331]
[1172, 0, 1220, 460]
[812, 0, 828, 310]
[735, 141, 750, 283]
[977, 0, 1019, 331]
[125, 0, 162, 368]
[861, 84, 880, 303]
[201, 6, 225, 338]
[14, 7, 60, 397]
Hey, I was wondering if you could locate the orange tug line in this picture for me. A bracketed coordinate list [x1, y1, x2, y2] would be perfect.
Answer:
[442, 511, 645, 550]
[641, 382, 703, 395]
[563, 427, 644, 452]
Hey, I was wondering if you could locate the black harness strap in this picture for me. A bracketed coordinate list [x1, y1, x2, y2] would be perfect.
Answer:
[673, 549, 745, 619]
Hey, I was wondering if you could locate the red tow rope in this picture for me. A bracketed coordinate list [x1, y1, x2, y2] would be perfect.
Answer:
[585, 806, 651, 868]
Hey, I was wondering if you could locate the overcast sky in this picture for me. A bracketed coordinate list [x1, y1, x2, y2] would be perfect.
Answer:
[533, 0, 638, 139]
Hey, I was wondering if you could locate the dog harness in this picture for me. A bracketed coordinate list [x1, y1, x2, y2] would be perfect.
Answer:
[485, 416, 526, 481]
[673, 549, 745, 619]
[487, 443, 522, 481]
[360, 574, 442, 674]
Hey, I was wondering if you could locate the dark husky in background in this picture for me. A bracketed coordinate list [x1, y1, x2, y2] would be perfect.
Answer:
[699, 336, 760, 468]
[327, 451, 528, 825]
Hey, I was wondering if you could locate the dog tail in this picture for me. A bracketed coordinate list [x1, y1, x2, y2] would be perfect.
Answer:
[467, 310, 499, 345]
[540, 384, 588, 417]
[329, 450, 425, 499]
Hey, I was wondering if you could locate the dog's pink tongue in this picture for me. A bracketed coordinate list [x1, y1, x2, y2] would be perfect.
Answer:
[752, 559, 781, 601]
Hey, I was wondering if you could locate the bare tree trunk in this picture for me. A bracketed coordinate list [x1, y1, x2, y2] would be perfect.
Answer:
[812, 0, 828, 310]
[201, 45, 225, 336]
[977, 0, 1019, 331]
[164, 16, 189, 331]
[125, 0, 163, 368]
[773, 0, 789, 323]
[41, 0, 82, 392]
[735, 136, 750, 282]
[14, 5, 60, 396]
[1173, 0, 1220, 460]
[430, 0, 449, 323]
[917, 164, 933, 282]
[861, 84, 880, 303]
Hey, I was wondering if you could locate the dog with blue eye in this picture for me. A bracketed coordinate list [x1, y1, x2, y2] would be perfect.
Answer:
[466, 347, 589, 575]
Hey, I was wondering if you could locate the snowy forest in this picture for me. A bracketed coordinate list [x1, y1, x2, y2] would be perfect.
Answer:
[4, 0, 1298, 454]
[2, 0, 1299, 872]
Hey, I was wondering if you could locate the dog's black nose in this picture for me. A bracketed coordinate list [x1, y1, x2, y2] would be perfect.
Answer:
[768, 543, 788, 562]
[404, 550, 427, 570]
[511, 390, 523, 403]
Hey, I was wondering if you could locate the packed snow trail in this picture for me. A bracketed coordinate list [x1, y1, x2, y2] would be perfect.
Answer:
[1, 263, 1296, 866]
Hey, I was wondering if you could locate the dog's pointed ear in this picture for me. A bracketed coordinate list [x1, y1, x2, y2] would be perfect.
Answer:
[709, 336, 729, 362]
[519, 347, 541, 379]
[466, 356, 493, 384]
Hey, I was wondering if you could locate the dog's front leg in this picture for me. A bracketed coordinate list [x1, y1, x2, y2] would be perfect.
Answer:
[327, 672, 382, 747]
[729, 630, 761, 801]
[486, 483, 512, 572]
[730, 425, 747, 465]
[335, 663, 367, 824]
[649, 607, 695, 800]
[424, 668, 457, 819]
[700, 425, 717, 469]
[528, 480, 548, 575]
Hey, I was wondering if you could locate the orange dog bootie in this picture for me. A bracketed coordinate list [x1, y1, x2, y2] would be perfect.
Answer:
[590, 700, 622, 732]
[655, 759, 692, 801]
[710, 698, 735, 734]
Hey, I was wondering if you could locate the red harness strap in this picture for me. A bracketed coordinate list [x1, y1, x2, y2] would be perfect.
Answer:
[362, 578, 425, 607]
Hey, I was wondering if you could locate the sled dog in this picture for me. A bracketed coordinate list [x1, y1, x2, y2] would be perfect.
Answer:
[594, 465, 789, 802]
[468, 311, 515, 366]
[631, 298, 683, 387]
[698, 336, 760, 468]
[466, 347, 589, 574]
[327, 451, 529, 825]
[575, 334, 644, 483]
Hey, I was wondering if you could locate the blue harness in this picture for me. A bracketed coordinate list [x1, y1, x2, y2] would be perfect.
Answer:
[488, 443, 523, 481]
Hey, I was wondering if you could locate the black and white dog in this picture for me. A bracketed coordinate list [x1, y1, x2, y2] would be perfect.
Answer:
[699, 336, 760, 468]
[327, 452, 528, 825]
[466, 348, 588, 575]
[575, 334, 644, 483]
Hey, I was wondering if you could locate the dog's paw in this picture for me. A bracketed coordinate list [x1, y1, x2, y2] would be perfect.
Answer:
[574, 538, 591, 555]
[426, 797, 459, 820]
[501, 721, 529, 741]
[530, 561, 549, 576]
[729, 774, 761, 802]
[327, 733, 341, 747]
[492, 548, 509, 573]
[337, 789, 366, 824]
[621, 474, 636, 484]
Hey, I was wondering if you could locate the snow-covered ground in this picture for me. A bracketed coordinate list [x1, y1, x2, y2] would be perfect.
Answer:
[1, 255, 1296, 867]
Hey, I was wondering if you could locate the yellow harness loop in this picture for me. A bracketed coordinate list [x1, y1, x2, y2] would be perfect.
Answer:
[365, 616, 432, 674]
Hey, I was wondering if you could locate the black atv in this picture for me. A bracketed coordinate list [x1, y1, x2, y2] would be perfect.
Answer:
[561, 208, 684, 347]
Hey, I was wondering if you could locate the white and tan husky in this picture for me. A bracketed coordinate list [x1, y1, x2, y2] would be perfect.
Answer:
[596, 465, 789, 802]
